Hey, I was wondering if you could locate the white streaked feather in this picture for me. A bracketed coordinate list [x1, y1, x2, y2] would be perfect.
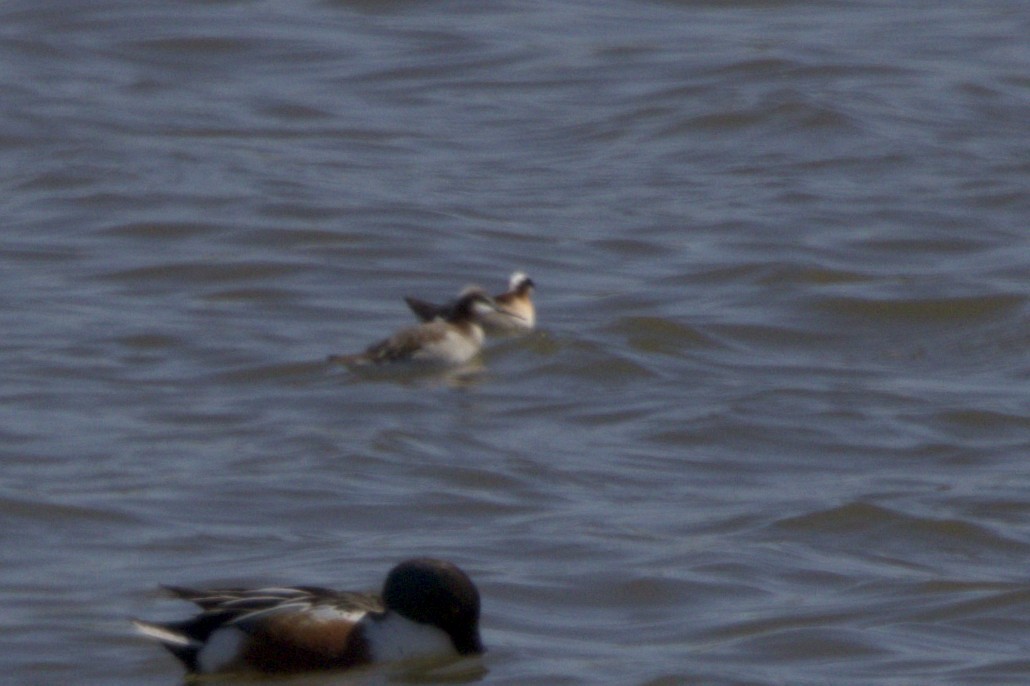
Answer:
[307, 604, 368, 624]
[230, 599, 367, 627]
[231, 600, 313, 624]
[246, 586, 319, 595]
[132, 620, 194, 647]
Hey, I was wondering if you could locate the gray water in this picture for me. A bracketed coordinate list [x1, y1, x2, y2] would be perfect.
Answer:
[2, 1, 1028, 684]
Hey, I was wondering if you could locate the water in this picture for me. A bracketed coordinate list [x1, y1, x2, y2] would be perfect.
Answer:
[1, 0, 1028, 684]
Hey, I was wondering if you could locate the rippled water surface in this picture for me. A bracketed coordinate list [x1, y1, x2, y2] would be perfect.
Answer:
[2, 1, 1028, 684]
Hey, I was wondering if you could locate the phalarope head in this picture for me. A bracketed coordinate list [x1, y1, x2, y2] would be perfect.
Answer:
[404, 271, 536, 334]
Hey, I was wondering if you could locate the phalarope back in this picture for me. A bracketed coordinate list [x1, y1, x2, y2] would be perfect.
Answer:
[329, 291, 500, 367]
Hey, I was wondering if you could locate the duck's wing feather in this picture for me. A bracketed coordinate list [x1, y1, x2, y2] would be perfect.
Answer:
[163, 585, 384, 619]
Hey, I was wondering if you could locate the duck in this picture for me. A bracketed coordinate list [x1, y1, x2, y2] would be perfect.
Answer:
[133, 558, 484, 676]
[405, 271, 535, 335]
[329, 291, 500, 367]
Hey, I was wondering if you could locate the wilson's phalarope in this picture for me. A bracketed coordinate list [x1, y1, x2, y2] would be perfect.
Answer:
[329, 291, 500, 367]
[405, 271, 535, 334]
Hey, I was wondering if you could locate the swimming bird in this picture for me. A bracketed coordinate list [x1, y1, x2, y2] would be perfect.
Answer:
[405, 271, 535, 335]
[132, 558, 484, 676]
[328, 291, 500, 367]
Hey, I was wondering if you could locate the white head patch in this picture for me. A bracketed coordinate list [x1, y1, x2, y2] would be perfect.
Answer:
[508, 271, 530, 290]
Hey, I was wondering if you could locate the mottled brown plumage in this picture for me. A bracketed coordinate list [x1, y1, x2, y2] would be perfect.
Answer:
[329, 292, 499, 367]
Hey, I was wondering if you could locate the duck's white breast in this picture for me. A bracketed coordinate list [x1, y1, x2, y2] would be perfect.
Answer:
[362, 613, 455, 662]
